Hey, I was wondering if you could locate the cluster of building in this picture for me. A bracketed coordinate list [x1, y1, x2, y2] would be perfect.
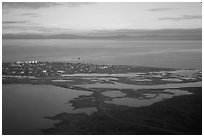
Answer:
[16, 61, 38, 64]
[2, 61, 171, 77]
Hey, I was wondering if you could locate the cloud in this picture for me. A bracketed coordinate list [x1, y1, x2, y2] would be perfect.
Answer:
[2, 2, 95, 9]
[3, 21, 29, 24]
[2, 25, 76, 35]
[20, 13, 39, 17]
[159, 15, 202, 21]
[64, 2, 95, 7]
[148, 8, 177, 11]
[2, 2, 62, 9]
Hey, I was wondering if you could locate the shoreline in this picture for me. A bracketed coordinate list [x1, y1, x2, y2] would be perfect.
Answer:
[2, 63, 202, 135]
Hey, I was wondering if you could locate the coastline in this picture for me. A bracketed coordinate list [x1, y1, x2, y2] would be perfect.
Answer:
[2, 63, 202, 135]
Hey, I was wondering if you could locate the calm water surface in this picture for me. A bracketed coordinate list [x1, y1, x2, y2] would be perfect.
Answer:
[106, 89, 193, 107]
[102, 90, 126, 98]
[3, 39, 201, 70]
[2, 84, 92, 135]
[78, 81, 202, 89]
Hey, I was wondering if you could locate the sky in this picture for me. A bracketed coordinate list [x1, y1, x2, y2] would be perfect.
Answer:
[2, 2, 202, 35]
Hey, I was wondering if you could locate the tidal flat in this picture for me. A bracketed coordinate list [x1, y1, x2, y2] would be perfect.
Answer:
[2, 68, 202, 135]
[43, 87, 202, 135]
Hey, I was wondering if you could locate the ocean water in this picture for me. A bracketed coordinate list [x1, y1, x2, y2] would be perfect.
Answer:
[2, 84, 93, 134]
[2, 39, 202, 70]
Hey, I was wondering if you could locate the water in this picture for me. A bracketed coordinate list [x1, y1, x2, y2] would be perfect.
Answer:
[106, 89, 192, 107]
[161, 78, 183, 82]
[129, 78, 152, 82]
[2, 84, 93, 135]
[78, 81, 202, 90]
[3, 39, 202, 70]
[62, 73, 140, 77]
[51, 79, 73, 82]
[102, 90, 126, 98]
[2, 82, 201, 134]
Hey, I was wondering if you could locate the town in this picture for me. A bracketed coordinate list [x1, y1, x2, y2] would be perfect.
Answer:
[3, 61, 174, 77]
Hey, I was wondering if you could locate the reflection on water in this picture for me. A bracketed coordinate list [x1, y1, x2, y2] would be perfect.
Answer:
[2, 84, 92, 135]
[164, 89, 193, 96]
[161, 78, 182, 82]
[51, 79, 73, 82]
[129, 78, 152, 82]
[105, 89, 192, 107]
[102, 90, 126, 98]
[61, 73, 140, 77]
[143, 93, 157, 98]
[78, 81, 202, 90]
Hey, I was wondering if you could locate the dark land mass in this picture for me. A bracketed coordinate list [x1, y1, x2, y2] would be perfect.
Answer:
[42, 87, 201, 135]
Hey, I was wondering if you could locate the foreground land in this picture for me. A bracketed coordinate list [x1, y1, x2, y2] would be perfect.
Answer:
[2, 62, 202, 135]
[43, 87, 202, 135]
[3, 61, 174, 77]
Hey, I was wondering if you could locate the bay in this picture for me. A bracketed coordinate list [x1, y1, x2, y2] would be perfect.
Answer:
[2, 84, 92, 135]
[3, 39, 202, 70]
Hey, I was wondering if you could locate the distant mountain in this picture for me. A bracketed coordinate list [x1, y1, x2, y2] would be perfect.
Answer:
[2, 28, 201, 41]
[2, 33, 131, 39]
